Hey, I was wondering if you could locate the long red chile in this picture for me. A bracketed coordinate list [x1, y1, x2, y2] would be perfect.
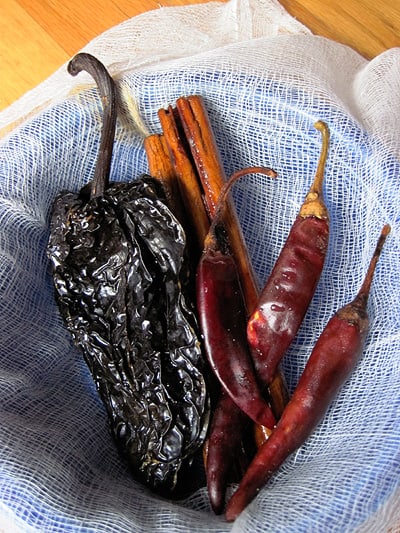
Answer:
[247, 121, 330, 387]
[247, 216, 329, 385]
[196, 250, 276, 429]
[226, 225, 390, 521]
[196, 166, 277, 429]
[197, 167, 277, 512]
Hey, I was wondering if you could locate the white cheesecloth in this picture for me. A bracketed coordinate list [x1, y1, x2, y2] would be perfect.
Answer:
[0, 1, 399, 531]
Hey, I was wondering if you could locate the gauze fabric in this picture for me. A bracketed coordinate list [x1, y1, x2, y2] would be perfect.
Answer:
[0, 0, 399, 531]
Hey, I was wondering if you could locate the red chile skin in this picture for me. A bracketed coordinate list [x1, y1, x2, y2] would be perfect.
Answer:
[226, 308, 368, 521]
[196, 249, 276, 429]
[206, 390, 249, 514]
[247, 215, 329, 386]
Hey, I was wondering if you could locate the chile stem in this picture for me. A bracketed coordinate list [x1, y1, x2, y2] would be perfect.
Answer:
[68, 53, 117, 199]
[299, 121, 330, 219]
[204, 166, 277, 252]
[353, 224, 391, 308]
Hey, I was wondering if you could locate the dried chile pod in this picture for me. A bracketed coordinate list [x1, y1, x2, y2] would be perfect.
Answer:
[247, 121, 330, 387]
[47, 53, 209, 495]
[196, 167, 277, 430]
[226, 224, 391, 520]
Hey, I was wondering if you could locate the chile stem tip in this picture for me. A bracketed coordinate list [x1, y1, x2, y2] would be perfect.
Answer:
[204, 166, 277, 252]
[299, 120, 330, 219]
[356, 223, 391, 302]
[313, 121, 330, 191]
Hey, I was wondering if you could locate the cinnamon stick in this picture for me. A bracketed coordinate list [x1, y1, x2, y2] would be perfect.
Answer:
[143, 133, 183, 219]
[175, 95, 289, 419]
[175, 95, 260, 312]
[143, 133, 175, 186]
[157, 106, 210, 253]
[145, 95, 289, 423]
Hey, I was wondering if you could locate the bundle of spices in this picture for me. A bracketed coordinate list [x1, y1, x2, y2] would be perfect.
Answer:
[47, 54, 391, 519]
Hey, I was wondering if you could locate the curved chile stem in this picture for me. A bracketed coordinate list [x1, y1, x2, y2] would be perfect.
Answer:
[68, 53, 117, 198]
[312, 120, 330, 194]
[204, 165, 277, 252]
[299, 120, 330, 220]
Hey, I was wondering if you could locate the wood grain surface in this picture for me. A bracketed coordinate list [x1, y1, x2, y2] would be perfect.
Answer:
[0, 0, 399, 111]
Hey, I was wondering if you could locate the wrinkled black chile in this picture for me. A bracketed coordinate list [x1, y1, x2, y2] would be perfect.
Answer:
[48, 175, 209, 494]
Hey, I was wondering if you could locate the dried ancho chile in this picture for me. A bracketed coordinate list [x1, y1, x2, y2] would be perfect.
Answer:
[47, 53, 209, 495]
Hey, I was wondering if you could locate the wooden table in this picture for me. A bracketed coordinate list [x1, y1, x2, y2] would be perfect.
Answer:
[0, 0, 399, 111]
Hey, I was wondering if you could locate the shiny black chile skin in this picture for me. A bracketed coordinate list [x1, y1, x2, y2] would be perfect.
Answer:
[47, 175, 210, 496]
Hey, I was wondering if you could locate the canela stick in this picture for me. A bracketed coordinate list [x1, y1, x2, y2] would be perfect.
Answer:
[157, 106, 210, 253]
[146, 100, 267, 513]
[143, 131, 208, 277]
[143, 133, 185, 222]
[175, 94, 289, 418]
[175, 95, 259, 307]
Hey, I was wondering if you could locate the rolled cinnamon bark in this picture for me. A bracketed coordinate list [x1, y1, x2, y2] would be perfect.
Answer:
[144, 95, 289, 426]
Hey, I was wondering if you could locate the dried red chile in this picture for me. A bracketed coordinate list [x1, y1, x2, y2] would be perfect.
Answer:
[47, 54, 209, 495]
